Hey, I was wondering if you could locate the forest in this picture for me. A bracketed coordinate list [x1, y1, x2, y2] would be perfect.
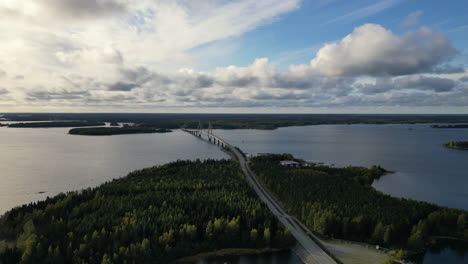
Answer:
[445, 141, 468, 150]
[0, 160, 293, 263]
[69, 127, 172, 136]
[2, 113, 468, 130]
[432, 124, 468, 128]
[5, 122, 105, 128]
[250, 154, 468, 250]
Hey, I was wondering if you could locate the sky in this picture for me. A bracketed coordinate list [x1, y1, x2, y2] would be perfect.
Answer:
[0, 0, 467, 113]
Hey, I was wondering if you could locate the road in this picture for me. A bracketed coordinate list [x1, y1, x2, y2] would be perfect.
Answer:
[184, 129, 338, 264]
[230, 146, 338, 264]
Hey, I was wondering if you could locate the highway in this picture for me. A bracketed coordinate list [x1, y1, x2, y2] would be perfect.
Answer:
[183, 129, 338, 264]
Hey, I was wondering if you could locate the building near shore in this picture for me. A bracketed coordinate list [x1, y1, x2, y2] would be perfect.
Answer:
[280, 160, 301, 167]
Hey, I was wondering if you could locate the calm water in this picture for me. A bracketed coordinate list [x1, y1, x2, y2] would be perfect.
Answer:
[1, 124, 467, 263]
[410, 240, 468, 264]
[190, 250, 302, 264]
[215, 124, 468, 211]
[0, 127, 228, 215]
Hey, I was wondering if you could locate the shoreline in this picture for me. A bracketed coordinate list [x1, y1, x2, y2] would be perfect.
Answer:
[174, 247, 288, 263]
[445, 146, 468, 150]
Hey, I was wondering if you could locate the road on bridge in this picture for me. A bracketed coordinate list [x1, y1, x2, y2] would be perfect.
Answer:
[184, 129, 338, 264]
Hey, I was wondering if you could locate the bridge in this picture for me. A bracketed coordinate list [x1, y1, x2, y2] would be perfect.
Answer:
[183, 123, 339, 264]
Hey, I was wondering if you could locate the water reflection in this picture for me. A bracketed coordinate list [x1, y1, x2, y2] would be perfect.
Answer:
[410, 240, 468, 264]
[191, 249, 302, 264]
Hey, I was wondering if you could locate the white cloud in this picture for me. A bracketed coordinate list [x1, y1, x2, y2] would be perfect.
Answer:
[324, 0, 402, 25]
[400, 10, 423, 27]
[0, 0, 465, 112]
[310, 24, 458, 76]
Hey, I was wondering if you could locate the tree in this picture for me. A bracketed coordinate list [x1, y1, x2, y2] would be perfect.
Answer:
[383, 226, 393, 245]
[101, 253, 112, 264]
[263, 228, 271, 246]
[372, 222, 385, 244]
[226, 217, 240, 243]
[0, 159, 296, 263]
[457, 214, 466, 233]
[250, 229, 258, 244]
[205, 221, 214, 240]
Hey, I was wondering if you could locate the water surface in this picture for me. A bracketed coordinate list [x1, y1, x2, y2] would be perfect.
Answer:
[190, 250, 302, 264]
[0, 127, 227, 214]
[215, 124, 468, 210]
[2, 124, 467, 264]
[214, 124, 468, 264]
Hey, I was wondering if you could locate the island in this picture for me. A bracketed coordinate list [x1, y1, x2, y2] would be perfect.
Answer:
[432, 124, 468, 128]
[0, 160, 294, 263]
[7, 122, 105, 128]
[68, 126, 172, 136]
[250, 154, 468, 262]
[445, 141, 468, 150]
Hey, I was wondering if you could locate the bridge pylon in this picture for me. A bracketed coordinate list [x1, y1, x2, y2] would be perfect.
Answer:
[208, 121, 213, 141]
[196, 120, 203, 137]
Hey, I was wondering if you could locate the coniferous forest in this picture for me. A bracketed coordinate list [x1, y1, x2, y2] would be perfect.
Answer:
[0, 160, 293, 264]
[445, 141, 468, 150]
[250, 154, 468, 250]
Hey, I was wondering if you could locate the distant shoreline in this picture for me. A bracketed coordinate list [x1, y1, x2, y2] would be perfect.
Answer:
[432, 124, 468, 129]
[445, 141, 468, 150]
[2, 113, 468, 130]
[69, 127, 172, 136]
[4, 121, 105, 128]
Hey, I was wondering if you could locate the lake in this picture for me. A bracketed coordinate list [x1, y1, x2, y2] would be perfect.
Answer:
[0, 127, 228, 215]
[215, 124, 468, 211]
[214, 124, 468, 264]
[1, 124, 467, 263]
[189, 249, 302, 264]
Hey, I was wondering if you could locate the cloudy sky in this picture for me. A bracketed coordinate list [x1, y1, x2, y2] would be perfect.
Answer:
[0, 0, 467, 113]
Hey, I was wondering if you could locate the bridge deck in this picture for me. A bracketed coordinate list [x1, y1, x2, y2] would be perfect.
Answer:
[182, 129, 338, 264]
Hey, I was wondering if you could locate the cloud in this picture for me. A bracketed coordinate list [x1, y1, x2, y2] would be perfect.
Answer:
[9, 52, 466, 110]
[431, 65, 465, 74]
[393, 75, 456, 92]
[310, 24, 459, 76]
[400, 10, 423, 27]
[3, 0, 128, 20]
[324, 0, 402, 25]
[357, 75, 457, 94]
[0, 88, 9, 95]
[108, 82, 139, 91]
[0, 1, 465, 113]
[27, 89, 89, 100]
[460, 76, 468, 82]
[357, 77, 395, 94]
